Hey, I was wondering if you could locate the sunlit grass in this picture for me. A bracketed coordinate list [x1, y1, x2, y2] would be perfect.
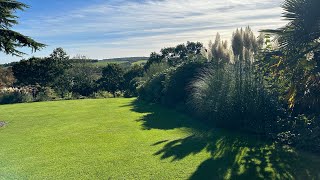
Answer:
[0, 98, 319, 179]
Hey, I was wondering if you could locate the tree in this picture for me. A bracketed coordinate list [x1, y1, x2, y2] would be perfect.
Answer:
[69, 60, 100, 96]
[261, 0, 320, 112]
[264, 0, 320, 58]
[12, 57, 67, 86]
[12, 48, 70, 87]
[124, 65, 143, 87]
[0, 66, 15, 87]
[50, 47, 69, 61]
[52, 57, 101, 97]
[186, 41, 203, 55]
[0, 0, 45, 56]
[144, 52, 163, 70]
[98, 64, 125, 97]
[123, 64, 144, 96]
[145, 42, 204, 69]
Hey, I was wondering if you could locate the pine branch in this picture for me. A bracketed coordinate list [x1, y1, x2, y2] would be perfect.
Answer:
[0, 29, 46, 56]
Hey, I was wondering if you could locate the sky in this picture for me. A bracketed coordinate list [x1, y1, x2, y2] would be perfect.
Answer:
[0, 0, 286, 63]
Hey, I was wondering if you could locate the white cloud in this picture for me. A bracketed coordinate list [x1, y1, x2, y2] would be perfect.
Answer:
[2, 0, 286, 62]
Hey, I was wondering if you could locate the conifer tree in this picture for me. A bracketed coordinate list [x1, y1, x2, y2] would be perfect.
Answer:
[0, 0, 45, 56]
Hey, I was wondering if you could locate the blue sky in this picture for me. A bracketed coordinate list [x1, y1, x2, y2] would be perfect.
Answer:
[0, 0, 285, 63]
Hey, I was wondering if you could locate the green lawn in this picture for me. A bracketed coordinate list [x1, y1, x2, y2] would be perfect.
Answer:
[93, 60, 147, 67]
[93, 60, 129, 67]
[132, 60, 147, 65]
[0, 98, 319, 179]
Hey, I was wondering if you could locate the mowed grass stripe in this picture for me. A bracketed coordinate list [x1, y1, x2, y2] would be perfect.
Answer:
[0, 98, 319, 179]
[0, 99, 209, 179]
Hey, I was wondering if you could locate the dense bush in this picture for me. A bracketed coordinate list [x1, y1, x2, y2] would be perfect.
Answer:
[89, 91, 114, 99]
[138, 62, 171, 102]
[124, 77, 143, 98]
[188, 65, 282, 135]
[138, 72, 167, 103]
[12, 56, 70, 87]
[274, 114, 320, 152]
[123, 65, 144, 97]
[0, 67, 15, 88]
[161, 62, 205, 107]
[98, 64, 125, 97]
[143, 62, 169, 80]
[0, 88, 33, 104]
[35, 87, 58, 102]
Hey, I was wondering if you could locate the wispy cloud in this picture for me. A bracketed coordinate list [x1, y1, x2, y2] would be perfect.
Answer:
[2, 0, 285, 62]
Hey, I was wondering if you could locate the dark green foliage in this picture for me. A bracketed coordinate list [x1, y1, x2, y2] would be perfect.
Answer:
[0, 90, 32, 104]
[0, 0, 45, 56]
[255, 0, 320, 152]
[65, 60, 100, 97]
[273, 114, 320, 152]
[138, 61, 206, 110]
[0, 66, 15, 87]
[35, 87, 57, 102]
[144, 52, 163, 70]
[188, 65, 282, 135]
[264, 0, 320, 57]
[138, 72, 167, 103]
[262, 0, 320, 113]
[52, 55, 102, 97]
[162, 62, 205, 107]
[136, 62, 171, 100]
[12, 48, 70, 87]
[124, 77, 142, 97]
[98, 63, 125, 97]
[50, 47, 69, 61]
[12, 57, 69, 87]
[123, 64, 144, 97]
[144, 41, 204, 70]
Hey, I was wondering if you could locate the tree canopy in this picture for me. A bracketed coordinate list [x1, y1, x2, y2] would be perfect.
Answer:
[98, 64, 125, 97]
[0, 0, 45, 56]
[264, 0, 320, 58]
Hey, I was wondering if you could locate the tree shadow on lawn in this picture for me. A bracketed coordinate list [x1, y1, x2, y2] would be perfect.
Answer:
[125, 99, 320, 179]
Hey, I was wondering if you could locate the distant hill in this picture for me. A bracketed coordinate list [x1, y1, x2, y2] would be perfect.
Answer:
[1, 57, 149, 67]
[94, 57, 148, 67]
[101, 57, 148, 63]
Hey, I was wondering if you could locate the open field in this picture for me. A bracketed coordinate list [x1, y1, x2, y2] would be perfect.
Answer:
[0, 98, 319, 179]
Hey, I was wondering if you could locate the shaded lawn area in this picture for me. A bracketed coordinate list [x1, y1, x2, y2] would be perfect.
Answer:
[0, 98, 319, 179]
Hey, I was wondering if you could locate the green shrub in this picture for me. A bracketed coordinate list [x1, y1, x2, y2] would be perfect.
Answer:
[123, 77, 143, 98]
[0, 91, 33, 104]
[36, 87, 58, 102]
[188, 64, 282, 135]
[143, 62, 169, 80]
[90, 91, 114, 99]
[138, 62, 171, 102]
[161, 62, 205, 108]
[138, 72, 167, 103]
[275, 114, 320, 152]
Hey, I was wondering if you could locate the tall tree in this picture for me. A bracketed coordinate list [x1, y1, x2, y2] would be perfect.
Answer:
[262, 0, 320, 112]
[0, 0, 45, 56]
[264, 0, 320, 58]
[98, 64, 125, 97]
[50, 47, 69, 61]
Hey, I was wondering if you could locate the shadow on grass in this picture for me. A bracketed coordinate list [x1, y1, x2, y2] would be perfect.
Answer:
[125, 99, 320, 179]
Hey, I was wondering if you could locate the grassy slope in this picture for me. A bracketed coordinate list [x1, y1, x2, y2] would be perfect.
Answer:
[0, 98, 319, 179]
[93, 60, 128, 67]
[93, 60, 147, 67]
[132, 60, 147, 65]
